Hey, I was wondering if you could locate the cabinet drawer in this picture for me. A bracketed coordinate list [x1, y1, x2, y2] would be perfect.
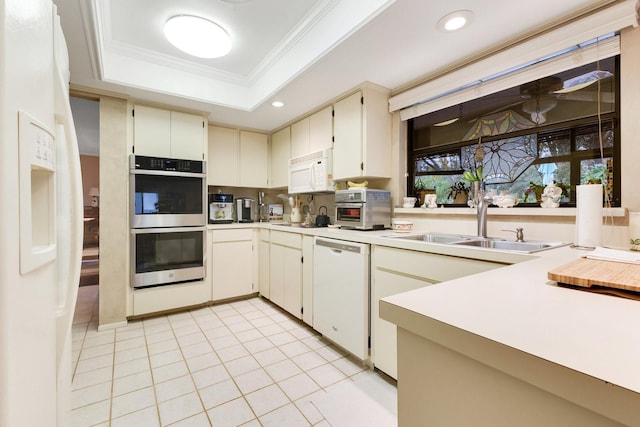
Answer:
[374, 246, 501, 283]
[270, 230, 302, 249]
[211, 229, 253, 243]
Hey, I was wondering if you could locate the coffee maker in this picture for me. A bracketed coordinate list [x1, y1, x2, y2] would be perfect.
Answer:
[209, 193, 234, 224]
[235, 198, 257, 223]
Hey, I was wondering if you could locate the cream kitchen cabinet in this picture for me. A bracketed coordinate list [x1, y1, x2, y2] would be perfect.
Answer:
[258, 229, 270, 298]
[210, 229, 257, 301]
[133, 104, 205, 160]
[270, 127, 290, 189]
[301, 235, 314, 326]
[371, 245, 504, 379]
[269, 230, 302, 319]
[207, 126, 268, 187]
[333, 86, 391, 180]
[291, 106, 333, 159]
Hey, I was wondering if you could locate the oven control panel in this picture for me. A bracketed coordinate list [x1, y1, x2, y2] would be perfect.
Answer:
[132, 155, 204, 174]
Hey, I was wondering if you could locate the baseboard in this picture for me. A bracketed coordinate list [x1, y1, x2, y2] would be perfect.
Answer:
[97, 320, 127, 331]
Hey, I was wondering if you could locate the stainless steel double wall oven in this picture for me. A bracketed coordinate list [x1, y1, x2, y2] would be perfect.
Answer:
[129, 155, 207, 288]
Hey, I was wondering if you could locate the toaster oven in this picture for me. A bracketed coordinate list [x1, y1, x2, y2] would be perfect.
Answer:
[335, 188, 391, 230]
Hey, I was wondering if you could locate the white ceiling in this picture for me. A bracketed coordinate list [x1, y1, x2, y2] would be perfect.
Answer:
[54, 0, 608, 133]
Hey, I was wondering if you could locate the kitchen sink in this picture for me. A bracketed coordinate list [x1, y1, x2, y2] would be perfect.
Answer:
[452, 239, 556, 252]
[384, 232, 473, 244]
[382, 232, 568, 253]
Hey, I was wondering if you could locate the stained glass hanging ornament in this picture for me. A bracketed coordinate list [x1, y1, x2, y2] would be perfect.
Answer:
[463, 109, 534, 141]
[462, 135, 538, 184]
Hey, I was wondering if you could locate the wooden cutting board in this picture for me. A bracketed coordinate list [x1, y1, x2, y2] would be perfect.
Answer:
[548, 258, 640, 299]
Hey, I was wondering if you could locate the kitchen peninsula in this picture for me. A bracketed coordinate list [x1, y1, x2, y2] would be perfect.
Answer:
[380, 245, 640, 426]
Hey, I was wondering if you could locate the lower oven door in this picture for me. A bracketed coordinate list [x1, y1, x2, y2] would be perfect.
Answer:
[131, 227, 206, 288]
[335, 203, 364, 228]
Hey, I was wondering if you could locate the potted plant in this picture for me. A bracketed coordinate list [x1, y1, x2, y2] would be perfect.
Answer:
[414, 177, 434, 206]
[448, 181, 469, 204]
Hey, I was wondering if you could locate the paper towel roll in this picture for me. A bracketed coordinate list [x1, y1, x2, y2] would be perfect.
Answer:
[575, 184, 602, 248]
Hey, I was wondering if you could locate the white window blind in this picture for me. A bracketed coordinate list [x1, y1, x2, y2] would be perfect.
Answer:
[390, 0, 637, 121]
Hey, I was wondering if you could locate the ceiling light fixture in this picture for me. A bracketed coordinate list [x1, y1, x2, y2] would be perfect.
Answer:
[437, 10, 474, 32]
[271, 101, 284, 108]
[164, 15, 231, 59]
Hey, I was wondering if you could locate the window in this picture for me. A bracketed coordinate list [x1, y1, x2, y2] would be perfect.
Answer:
[408, 56, 619, 207]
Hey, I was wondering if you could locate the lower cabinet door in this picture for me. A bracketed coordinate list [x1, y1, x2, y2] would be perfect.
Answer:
[372, 269, 434, 379]
[211, 240, 254, 300]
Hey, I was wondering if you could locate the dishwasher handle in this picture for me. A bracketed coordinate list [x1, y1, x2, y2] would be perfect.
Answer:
[315, 238, 363, 254]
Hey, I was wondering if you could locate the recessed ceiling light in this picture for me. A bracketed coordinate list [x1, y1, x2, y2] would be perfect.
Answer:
[437, 10, 474, 32]
[164, 15, 231, 59]
[272, 101, 284, 108]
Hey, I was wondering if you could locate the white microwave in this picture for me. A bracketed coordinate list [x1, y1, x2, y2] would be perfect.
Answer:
[288, 149, 334, 194]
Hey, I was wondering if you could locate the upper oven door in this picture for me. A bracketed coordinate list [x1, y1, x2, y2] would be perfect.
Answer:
[130, 169, 206, 228]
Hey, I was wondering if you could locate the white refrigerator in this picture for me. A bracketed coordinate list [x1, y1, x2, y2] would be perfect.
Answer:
[0, 1, 83, 426]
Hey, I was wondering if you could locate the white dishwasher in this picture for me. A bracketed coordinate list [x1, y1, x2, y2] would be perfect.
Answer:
[313, 236, 370, 361]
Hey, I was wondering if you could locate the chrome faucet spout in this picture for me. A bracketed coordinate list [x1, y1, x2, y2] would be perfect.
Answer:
[477, 191, 493, 238]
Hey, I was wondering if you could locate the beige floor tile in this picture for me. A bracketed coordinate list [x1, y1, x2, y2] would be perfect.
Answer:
[114, 356, 150, 379]
[268, 331, 297, 346]
[191, 364, 230, 389]
[253, 347, 287, 367]
[315, 344, 347, 362]
[148, 338, 179, 355]
[199, 378, 241, 409]
[228, 320, 256, 333]
[225, 355, 261, 377]
[259, 402, 310, 427]
[216, 343, 249, 362]
[234, 329, 264, 343]
[207, 397, 255, 427]
[278, 373, 321, 401]
[331, 355, 367, 377]
[152, 360, 189, 384]
[145, 329, 175, 345]
[113, 370, 153, 397]
[70, 399, 110, 427]
[181, 341, 214, 359]
[71, 381, 111, 410]
[279, 340, 311, 358]
[306, 363, 347, 388]
[263, 358, 302, 382]
[294, 389, 326, 425]
[185, 351, 221, 373]
[82, 333, 115, 349]
[176, 332, 206, 348]
[111, 386, 156, 419]
[72, 366, 113, 390]
[115, 336, 146, 352]
[79, 342, 114, 360]
[150, 349, 184, 369]
[172, 323, 201, 337]
[209, 334, 240, 350]
[111, 405, 160, 427]
[114, 344, 149, 364]
[166, 411, 210, 426]
[244, 384, 289, 417]
[242, 337, 274, 353]
[116, 326, 145, 342]
[234, 367, 274, 394]
[75, 353, 113, 374]
[291, 351, 326, 371]
[155, 375, 196, 403]
[158, 392, 204, 426]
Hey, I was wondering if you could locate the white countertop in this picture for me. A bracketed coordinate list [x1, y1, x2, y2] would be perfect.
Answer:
[381, 244, 640, 395]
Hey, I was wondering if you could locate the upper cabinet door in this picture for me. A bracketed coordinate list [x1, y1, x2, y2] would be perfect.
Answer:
[208, 126, 239, 186]
[271, 127, 290, 189]
[290, 117, 310, 159]
[133, 105, 171, 158]
[239, 131, 268, 188]
[170, 111, 204, 161]
[309, 106, 333, 154]
[333, 91, 363, 180]
[133, 105, 205, 160]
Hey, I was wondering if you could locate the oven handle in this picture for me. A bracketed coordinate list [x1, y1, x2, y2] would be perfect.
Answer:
[130, 168, 206, 178]
[131, 226, 207, 235]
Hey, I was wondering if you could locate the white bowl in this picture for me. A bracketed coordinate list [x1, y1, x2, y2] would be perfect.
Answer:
[392, 220, 413, 233]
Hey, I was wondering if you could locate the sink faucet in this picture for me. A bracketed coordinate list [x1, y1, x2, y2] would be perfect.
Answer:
[476, 191, 493, 238]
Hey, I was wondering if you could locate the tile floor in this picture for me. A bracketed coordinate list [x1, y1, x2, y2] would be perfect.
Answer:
[71, 285, 397, 426]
